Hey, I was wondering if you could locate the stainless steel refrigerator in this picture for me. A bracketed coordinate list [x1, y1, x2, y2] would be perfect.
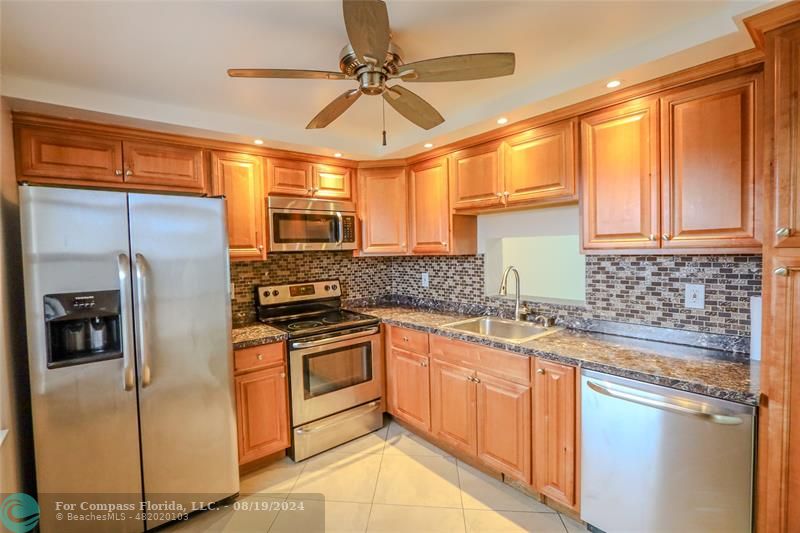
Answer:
[20, 186, 239, 532]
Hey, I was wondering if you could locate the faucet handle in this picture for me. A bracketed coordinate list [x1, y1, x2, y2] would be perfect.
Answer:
[534, 315, 555, 328]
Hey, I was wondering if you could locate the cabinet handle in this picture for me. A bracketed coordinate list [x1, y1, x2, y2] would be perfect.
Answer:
[662, 234, 671, 241]
[115, 169, 123, 176]
[536, 368, 545, 375]
[774, 266, 797, 277]
[776, 227, 792, 238]
[648, 234, 656, 241]
[256, 354, 263, 361]
[473, 376, 481, 383]
[125, 169, 133, 177]
[420, 360, 428, 367]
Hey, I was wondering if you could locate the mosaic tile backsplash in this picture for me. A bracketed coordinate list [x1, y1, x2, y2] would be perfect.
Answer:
[230, 253, 762, 338]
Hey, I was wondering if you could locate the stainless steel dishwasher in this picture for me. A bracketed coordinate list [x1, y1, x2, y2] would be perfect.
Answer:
[581, 370, 755, 533]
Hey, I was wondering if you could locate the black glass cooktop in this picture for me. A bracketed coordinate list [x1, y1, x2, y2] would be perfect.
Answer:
[262, 309, 379, 338]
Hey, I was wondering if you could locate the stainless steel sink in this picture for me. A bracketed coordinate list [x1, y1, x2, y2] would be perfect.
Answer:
[443, 316, 561, 343]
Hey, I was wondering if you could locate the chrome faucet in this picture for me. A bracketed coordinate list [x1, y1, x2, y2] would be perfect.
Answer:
[499, 266, 528, 321]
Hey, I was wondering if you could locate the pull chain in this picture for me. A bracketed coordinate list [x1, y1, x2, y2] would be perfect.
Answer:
[382, 98, 387, 146]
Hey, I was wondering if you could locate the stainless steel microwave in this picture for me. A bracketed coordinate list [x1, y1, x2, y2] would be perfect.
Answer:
[267, 196, 357, 251]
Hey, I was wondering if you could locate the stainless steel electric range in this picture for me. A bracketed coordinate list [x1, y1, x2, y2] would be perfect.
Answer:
[256, 280, 383, 461]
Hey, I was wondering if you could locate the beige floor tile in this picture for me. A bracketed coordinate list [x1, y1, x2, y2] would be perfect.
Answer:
[464, 510, 567, 533]
[166, 494, 281, 532]
[458, 461, 552, 513]
[289, 452, 383, 503]
[270, 499, 371, 533]
[239, 456, 305, 495]
[373, 454, 462, 508]
[384, 421, 452, 457]
[558, 514, 586, 532]
[367, 503, 466, 533]
[325, 425, 389, 456]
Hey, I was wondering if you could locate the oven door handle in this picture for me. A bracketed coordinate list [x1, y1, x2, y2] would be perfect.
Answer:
[336, 211, 344, 245]
[295, 401, 381, 434]
[291, 326, 380, 349]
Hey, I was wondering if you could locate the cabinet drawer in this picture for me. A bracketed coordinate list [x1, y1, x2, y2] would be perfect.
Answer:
[389, 326, 429, 355]
[234, 342, 285, 373]
[430, 335, 530, 385]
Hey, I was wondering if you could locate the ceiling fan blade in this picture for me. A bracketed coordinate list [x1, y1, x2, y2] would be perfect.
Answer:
[343, 0, 390, 66]
[227, 69, 348, 80]
[393, 53, 515, 82]
[383, 86, 444, 130]
[306, 89, 362, 129]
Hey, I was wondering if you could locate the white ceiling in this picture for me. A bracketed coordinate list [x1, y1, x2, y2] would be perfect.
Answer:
[0, 1, 778, 160]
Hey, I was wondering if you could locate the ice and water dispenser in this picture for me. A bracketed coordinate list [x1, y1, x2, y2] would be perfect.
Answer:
[44, 290, 122, 368]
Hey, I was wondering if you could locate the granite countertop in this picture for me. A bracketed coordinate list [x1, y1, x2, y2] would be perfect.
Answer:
[232, 322, 287, 349]
[349, 306, 760, 406]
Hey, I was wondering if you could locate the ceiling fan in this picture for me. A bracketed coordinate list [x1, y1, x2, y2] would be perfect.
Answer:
[227, 0, 515, 131]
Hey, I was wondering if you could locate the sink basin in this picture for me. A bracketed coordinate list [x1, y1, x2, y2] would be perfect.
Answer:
[443, 316, 561, 343]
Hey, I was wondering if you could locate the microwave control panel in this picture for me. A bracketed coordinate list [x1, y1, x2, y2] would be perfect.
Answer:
[342, 216, 356, 243]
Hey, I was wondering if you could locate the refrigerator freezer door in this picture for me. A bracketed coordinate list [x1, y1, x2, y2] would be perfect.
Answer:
[20, 186, 144, 533]
[128, 194, 238, 528]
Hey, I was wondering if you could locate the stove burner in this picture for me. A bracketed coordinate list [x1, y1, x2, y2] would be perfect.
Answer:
[322, 315, 345, 324]
[288, 320, 324, 331]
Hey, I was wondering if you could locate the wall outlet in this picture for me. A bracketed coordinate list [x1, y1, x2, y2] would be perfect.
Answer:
[685, 283, 705, 309]
[421, 272, 430, 288]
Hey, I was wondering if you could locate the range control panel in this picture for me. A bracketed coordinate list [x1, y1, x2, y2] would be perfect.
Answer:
[257, 279, 342, 306]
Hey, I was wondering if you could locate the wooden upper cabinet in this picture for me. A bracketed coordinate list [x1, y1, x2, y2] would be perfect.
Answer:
[358, 166, 408, 255]
[451, 140, 504, 209]
[15, 125, 124, 184]
[504, 118, 578, 205]
[580, 97, 660, 250]
[211, 151, 266, 261]
[430, 358, 477, 456]
[772, 25, 800, 248]
[235, 363, 290, 465]
[313, 163, 352, 199]
[533, 358, 577, 509]
[476, 372, 531, 484]
[660, 72, 760, 249]
[409, 157, 451, 254]
[388, 348, 431, 432]
[122, 140, 205, 192]
[266, 157, 314, 196]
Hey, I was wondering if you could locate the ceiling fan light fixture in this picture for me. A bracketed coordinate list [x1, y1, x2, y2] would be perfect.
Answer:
[606, 80, 622, 89]
[497, 117, 508, 125]
[424, 143, 434, 149]
[253, 139, 264, 145]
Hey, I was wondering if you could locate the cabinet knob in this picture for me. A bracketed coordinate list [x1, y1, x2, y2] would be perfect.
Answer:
[420, 360, 428, 367]
[503, 191, 510, 197]
[473, 376, 481, 383]
[441, 241, 448, 247]
[776, 227, 792, 238]
[775, 267, 790, 277]
[125, 169, 133, 177]
[402, 336, 409, 342]
[115, 169, 123, 176]
[648, 234, 656, 241]
[256, 354, 263, 361]
[536, 368, 545, 375]
[257, 244, 264, 251]
[495, 192, 503, 198]
[280, 372, 286, 378]
[662, 234, 671, 241]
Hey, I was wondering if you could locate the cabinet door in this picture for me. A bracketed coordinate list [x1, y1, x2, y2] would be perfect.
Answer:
[313, 163, 352, 199]
[504, 118, 578, 205]
[211, 151, 266, 260]
[772, 25, 800, 248]
[388, 348, 431, 432]
[533, 359, 577, 507]
[450, 140, 504, 209]
[235, 365, 290, 465]
[410, 157, 451, 254]
[266, 158, 313, 196]
[122, 141, 205, 192]
[430, 358, 477, 456]
[580, 97, 660, 250]
[476, 373, 531, 484]
[660, 73, 760, 249]
[358, 167, 408, 254]
[16, 126, 124, 184]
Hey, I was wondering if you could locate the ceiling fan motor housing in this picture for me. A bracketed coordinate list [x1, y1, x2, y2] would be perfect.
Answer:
[339, 42, 403, 95]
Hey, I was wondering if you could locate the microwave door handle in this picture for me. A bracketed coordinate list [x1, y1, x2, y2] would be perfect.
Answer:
[336, 211, 344, 245]
[117, 254, 135, 391]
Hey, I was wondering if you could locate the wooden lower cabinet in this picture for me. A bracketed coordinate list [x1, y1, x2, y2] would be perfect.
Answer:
[234, 345, 290, 465]
[430, 358, 477, 455]
[533, 358, 578, 508]
[388, 348, 431, 431]
[476, 373, 532, 483]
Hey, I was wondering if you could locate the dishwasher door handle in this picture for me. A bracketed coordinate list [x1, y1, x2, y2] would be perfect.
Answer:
[586, 380, 743, 425]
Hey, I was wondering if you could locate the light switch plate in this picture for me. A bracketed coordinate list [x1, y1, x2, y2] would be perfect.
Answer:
[421, 272, 430, 288]
[685, 283, 705, 309]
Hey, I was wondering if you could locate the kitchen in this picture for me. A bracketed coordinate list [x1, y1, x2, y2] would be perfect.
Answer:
[0, 1, 799, 532]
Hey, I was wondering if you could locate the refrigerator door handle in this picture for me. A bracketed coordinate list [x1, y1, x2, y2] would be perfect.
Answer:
[117, 253, 136, 391]
[134, 253, 152, 387]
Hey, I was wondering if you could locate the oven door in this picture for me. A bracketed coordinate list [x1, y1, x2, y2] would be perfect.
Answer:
[289, 327, 382, 426]
[269, 207, 355, 251]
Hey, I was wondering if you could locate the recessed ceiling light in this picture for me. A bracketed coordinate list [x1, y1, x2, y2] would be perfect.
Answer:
[497, 117, 509, 125]
[606, 80, 622, 89]
[423, 143, 434, 149]
[253, 139, 264, 145]
[334, 152, 343, 158]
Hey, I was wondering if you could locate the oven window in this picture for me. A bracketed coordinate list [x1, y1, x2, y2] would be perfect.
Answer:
[303, 341, 373, 399]
[272, 212, 339, 243]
